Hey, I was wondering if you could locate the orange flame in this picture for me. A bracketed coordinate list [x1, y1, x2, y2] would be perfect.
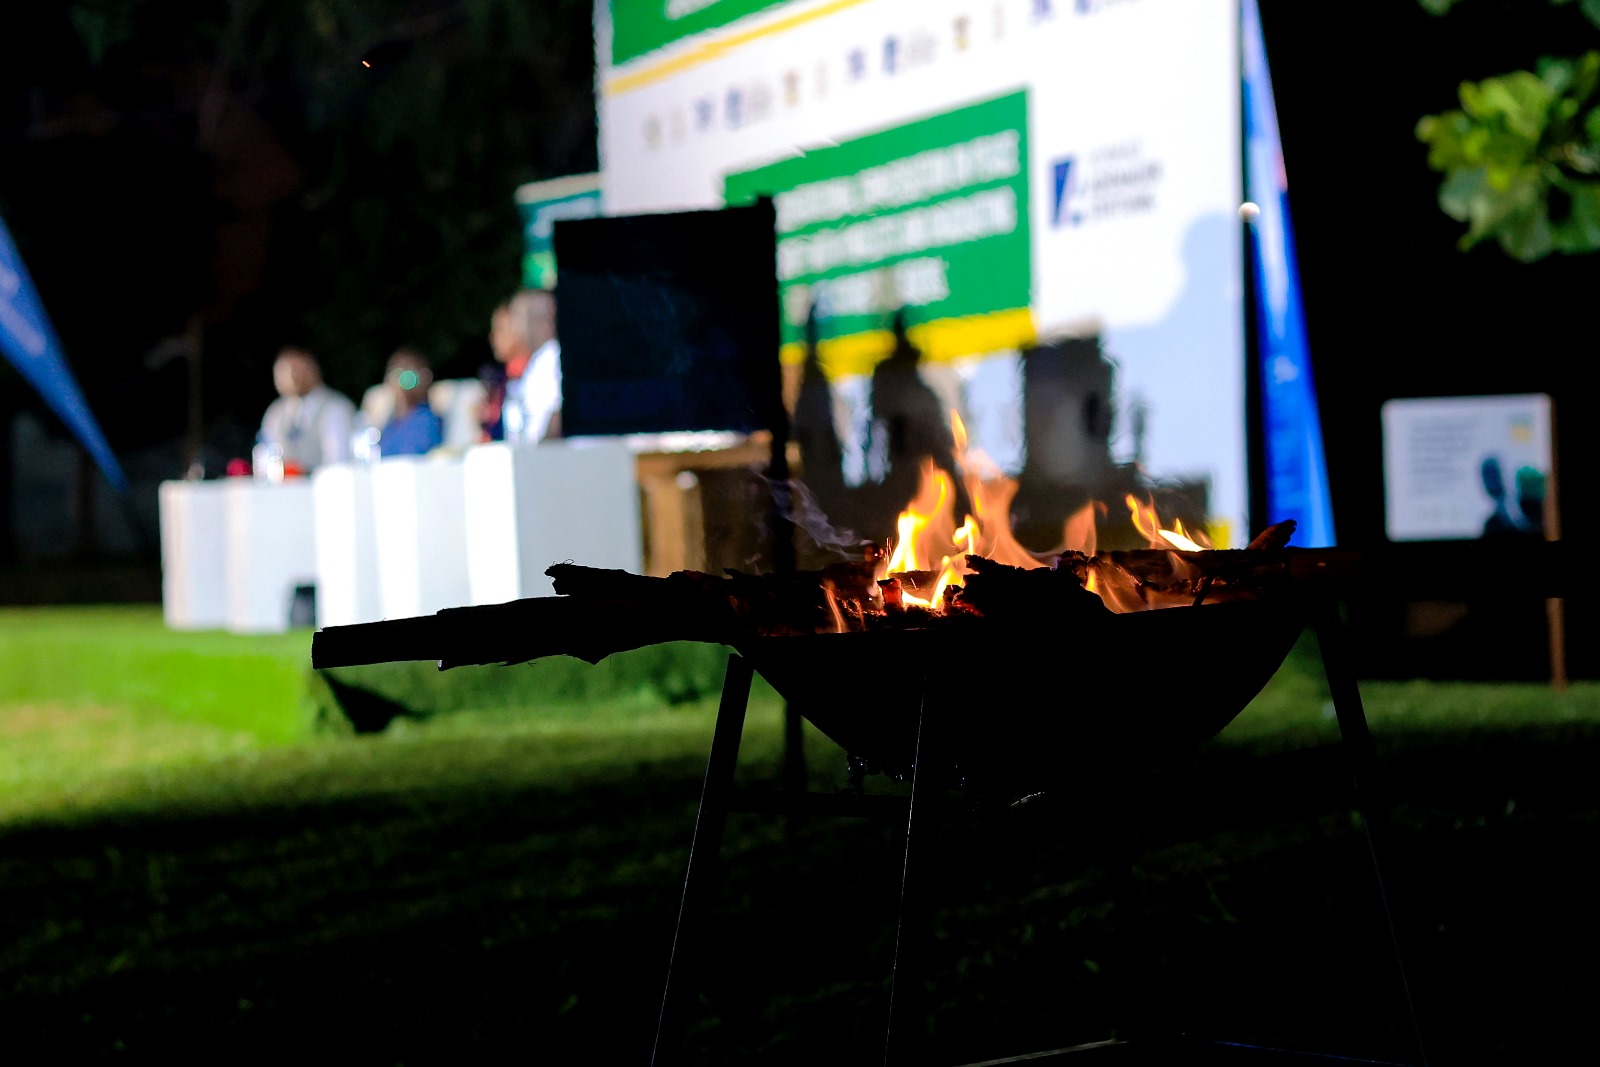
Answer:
[900, 555, 961, 610]
[1126, 494, 1210, 551]
[950, 409, 1054, 571]
[877, 411, 1051, 611]
[1086, 554, 1152, 613]
[881, 459, 958, 574]
[822, 579, 847, 633]
[1062, 500, 1100, 555]
[874, 418, 1218, 615]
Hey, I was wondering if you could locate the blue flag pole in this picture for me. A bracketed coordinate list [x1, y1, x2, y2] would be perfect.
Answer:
[1242, 0, 1335, 546]
[0, 214, 128, 492]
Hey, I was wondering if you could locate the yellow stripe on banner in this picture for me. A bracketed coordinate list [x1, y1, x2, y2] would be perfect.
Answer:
[1204, 517, 1237, 551]
[778, 307, 1037, 379]
[910, 307, 1037, 364]
[605, 0, 873, 97]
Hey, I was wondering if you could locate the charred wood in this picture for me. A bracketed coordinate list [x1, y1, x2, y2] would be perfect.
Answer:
[309, 521, 1365, 674]
[950, 554, 1111, 625]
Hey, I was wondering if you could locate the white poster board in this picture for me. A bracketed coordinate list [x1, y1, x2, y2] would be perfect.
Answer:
[595, 0, 1247, 543]
[1381, 394, 1553, 543]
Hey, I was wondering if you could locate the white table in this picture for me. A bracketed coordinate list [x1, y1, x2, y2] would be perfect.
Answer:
[369, 455, 474, 620]
[159, 478, 318, 633]
[462, 438, 643, 604]
[158, 479, 230, 630]
[222, 479, 318, 634]
[311, 463, 381, 629]
[160, 438, 656, 634]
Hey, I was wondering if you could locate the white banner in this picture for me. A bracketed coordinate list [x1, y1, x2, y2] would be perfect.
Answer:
[595, 0, 1247, 541]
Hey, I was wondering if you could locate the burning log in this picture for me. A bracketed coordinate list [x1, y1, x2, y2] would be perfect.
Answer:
[313, 529, 1333, 674]
[307, 518, 1376, 794]
[947, 554, 1111, 626]
[310, 537, 1357, 794]
[315, 560, 886, 670]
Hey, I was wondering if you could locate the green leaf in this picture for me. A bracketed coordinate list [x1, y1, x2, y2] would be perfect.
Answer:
[1563, 182, 1600, 247]
[1462, 123, 1493, 164]
[1494, 183, 1558, 260]
[1569, 52, 1600, 103]
[1538, 55, 1580, 96]
[1418, 110, 1479, 169]
[1438, 168, 1488, 221]
[1467, 72, 1555, 139]
[1421, 8, 1600, 258]
[1500, 210, 1557, 260]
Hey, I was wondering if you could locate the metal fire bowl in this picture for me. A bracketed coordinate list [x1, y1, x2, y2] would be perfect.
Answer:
[736, 595, 1309, 793]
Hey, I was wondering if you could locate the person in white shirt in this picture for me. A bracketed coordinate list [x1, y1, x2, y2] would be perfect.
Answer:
[257, 346, 357, 475]
[497, 287, 562, 446]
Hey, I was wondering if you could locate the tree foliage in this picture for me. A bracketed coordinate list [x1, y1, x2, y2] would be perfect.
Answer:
[1, 0, 598, 453]
[1416, 0, 1600, 259]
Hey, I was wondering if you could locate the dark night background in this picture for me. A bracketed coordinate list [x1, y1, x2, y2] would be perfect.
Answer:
[1, 0, 1593, 672]
[0, 0, 599, 568]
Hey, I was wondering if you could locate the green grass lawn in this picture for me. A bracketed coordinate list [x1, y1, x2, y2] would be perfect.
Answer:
[0, 606, 750, 822]
[5, 605, 1591, 822]
[2, 606, 1599, 1063]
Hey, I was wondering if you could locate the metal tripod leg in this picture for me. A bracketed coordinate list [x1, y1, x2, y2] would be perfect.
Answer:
[1311, 599, 1433, 1067]
[884, 677, 937, 1067]
[650, 652, 754, 1067]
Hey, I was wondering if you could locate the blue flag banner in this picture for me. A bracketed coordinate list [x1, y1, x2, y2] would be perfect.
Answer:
[0, 215, 127, 491]
[1242, 0, 1334, 547]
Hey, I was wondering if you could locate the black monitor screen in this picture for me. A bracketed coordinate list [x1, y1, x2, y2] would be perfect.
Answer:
[552, 200, 782, 438]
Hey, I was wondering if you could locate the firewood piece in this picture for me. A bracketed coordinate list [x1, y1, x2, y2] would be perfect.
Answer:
[312, 613, 453, 669]
[548, 561, 883, 638]
[1247, 519, 1298, 551]
[951, 554, 1111, 624]
[821, 559, 882, 607]
[723, 569, 843, 635]
[1103, 548, 1303, 592]
[883, 569, 938, 606]
[1052, 547, 1308, 608]
[313, 593, 744, 671]
[546, 562, 729, 604]
[442, 595, 744, 667]
[1101, 550, 1202, 590]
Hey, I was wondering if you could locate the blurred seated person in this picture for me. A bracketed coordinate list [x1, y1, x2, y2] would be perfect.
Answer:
[479, 287, 562, 445]
[258, 346, 357, 474]
[376, 347, 444, 457]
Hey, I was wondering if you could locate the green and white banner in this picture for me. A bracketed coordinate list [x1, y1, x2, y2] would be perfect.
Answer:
[596, 0, 1249, 539]
[724, 91, 1031, 377]
[609, 0, 796, 65]
[515, 173, 604, 290]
